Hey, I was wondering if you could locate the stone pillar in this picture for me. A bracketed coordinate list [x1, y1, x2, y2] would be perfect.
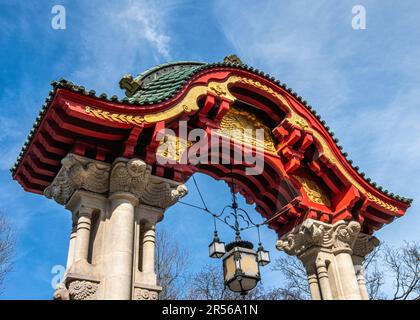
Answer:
[73, 207, 93, 263]
[102, 157, 151, 300]
[66, 218, 77, 272]
[46, 153, 187, 300]
[103, 192, 138, 299]
[334, 251, 361, 299]
[277, 219, 362, 300]
[132, 178, 188, 300]
[352, 234, 380, 300]
[315, 257, 333, 300]
[134, 205, 163, 287]
[142, 222, 156, 274]
[306, 264, 322, 300]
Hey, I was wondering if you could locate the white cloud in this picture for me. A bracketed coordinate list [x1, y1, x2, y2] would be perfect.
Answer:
[68, 0, 179, 93]
[116, 1, 171, 59]
[212, 0, 352, 113]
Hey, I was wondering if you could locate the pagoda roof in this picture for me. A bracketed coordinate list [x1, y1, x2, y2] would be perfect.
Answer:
[129, 62, 205, 104]
[11, 58, 413, 205]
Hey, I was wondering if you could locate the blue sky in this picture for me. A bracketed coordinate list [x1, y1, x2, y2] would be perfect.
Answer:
[0, 0, 419, 299]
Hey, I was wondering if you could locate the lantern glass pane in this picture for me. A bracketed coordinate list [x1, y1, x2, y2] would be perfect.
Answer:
[227, 278, 243, 293]
[240, 252, 259, 277]
[240, 277, 258, 292]
[257, 249, 270, 266]
[209, 240, 225, 258]
[223, 253, 236, 284]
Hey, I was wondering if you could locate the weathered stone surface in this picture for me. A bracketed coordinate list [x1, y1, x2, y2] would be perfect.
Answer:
[276, 219, 361, 256]
[44, 154, 110, 205]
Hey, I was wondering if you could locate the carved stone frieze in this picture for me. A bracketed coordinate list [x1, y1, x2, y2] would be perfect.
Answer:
[140, 177, 188, 209]
[134, 288, 159, 300]
[110, 158, 152, 197]
[276, 219, 361, 256]
[68, 280, 99, 300]
[44, 153, 110, 205]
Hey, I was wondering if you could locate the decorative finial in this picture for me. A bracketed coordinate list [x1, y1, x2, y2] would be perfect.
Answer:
[223, 54, 243, 65]
[119, 74, 142, 97]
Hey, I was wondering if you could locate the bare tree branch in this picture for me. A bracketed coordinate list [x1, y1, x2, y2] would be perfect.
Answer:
[0, 212, 15, 295]
[271, 254, 311, 300]
[363, 244, 385, 300]
[383, 242, 420, 300]
[155, 229, 189, 300]
[185, 264, 287, 300]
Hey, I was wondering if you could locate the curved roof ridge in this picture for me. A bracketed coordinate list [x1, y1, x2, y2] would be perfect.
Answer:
[135, 61, 206, 83]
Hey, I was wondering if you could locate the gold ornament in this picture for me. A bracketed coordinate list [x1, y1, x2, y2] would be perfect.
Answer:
[216, 106, 277, 153]
[295, 176, 331, 207]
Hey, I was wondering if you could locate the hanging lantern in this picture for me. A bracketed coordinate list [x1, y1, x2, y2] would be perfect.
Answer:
[222, 240, 260, 295]
[208, 231, 226, 258]
[257, 244, 270, 266]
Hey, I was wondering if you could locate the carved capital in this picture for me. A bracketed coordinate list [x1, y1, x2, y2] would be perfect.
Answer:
[332, 221, 361, 254]
[140, 176, 188, 209]
[110, 158, 152, 197]
[276, 219, 326, 256]
[276, 219, 361, 256]
[68, 280, 98, 300]
[44, 154, 110, 205]
[352, 233, 380, 258]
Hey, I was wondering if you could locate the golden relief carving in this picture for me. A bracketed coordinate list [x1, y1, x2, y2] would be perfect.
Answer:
[209, 84, 227, 96]
[216, 106, 277, 153]
[85, 106, 144, 125]
[156, 135, 193, 162]
[366, 192, 398, 213]
[295, 176, 331, 207]
[293, 118, 309, 130]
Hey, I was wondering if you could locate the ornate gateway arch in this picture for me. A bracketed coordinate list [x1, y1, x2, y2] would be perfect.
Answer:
[12, 56, 411, 300]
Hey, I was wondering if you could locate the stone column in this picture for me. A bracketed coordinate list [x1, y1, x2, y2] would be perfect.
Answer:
[132, 177, 188, 300]
[135, 204, 163, 286]
[352, 234, 380, 300]
[315, 257, 333, 300]
[103, 158, 151, 300]
[66, 218, 77, 272]
[73, 207, 93, 263]
[277, 219, 362, 300]
[104, 192, 138, 299]
[306, 264, 322, 300]
[331, 222, 362, 300]
[142, 222, 156, 274]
